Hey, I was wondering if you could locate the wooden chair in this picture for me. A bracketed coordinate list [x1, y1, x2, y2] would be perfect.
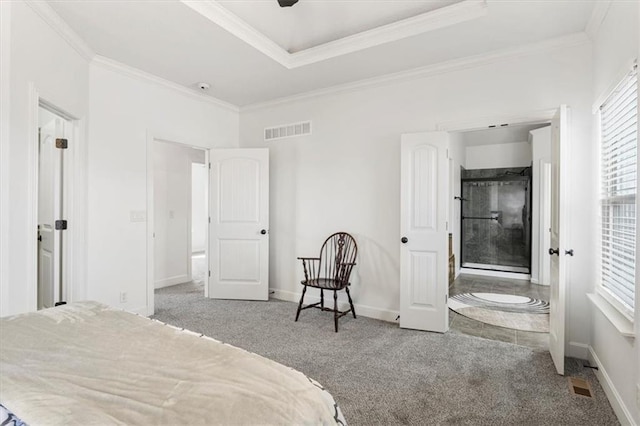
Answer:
[295, 232, 358, 332]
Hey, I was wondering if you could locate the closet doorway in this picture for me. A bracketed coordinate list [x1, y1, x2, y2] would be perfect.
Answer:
[150, 139, 209, 315]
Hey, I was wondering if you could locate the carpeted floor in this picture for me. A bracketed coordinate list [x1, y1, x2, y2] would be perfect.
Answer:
[153, 282, 619, 426]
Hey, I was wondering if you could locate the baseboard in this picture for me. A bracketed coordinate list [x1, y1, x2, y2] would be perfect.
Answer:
[155, 274, 190, 289]
[588, 346, 637, 426]
[128, 306, 149, 316]
[271, 288, 400, 323]
[567, 341, 589, 360]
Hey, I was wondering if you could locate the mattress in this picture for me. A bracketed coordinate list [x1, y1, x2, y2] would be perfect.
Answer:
[0, 301, 346, 425]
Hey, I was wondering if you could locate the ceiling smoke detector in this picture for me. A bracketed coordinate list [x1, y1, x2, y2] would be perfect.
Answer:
[197, 82, 210, 91]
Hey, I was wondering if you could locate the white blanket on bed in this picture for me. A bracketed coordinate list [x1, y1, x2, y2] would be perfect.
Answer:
[0, 301, 344, 425]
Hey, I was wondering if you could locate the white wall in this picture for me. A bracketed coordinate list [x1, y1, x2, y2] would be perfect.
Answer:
[589, 1, 640, 424]
[465, 141, 532, 169]
[153, 141, 201, 288]
[530, 126, 551, 285]
[192, 163, 208, 254]
[240, 41, 594, 347]
[87, 63, 238, 314]
[1, 2, 90, 317]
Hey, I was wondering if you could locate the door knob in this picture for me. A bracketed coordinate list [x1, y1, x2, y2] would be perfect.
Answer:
[401, 237, 408, 244]
[548, 248, 559, 256]
[260, 229, 267, 235]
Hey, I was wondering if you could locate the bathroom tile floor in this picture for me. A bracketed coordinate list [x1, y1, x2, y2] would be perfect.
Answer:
[449, 273, 550, 351]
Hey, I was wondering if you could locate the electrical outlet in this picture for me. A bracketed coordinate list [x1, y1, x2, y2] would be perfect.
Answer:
[130, 211, 146, 222]
[119, 292, 127, 303]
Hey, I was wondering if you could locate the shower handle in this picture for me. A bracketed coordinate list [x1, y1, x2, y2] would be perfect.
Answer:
[548, 248, 559, 256]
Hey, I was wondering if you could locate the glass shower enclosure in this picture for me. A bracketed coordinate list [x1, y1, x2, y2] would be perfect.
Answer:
[460, 168, 532, 274]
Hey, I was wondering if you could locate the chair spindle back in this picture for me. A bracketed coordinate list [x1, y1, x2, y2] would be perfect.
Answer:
[318, 232, 357, 283]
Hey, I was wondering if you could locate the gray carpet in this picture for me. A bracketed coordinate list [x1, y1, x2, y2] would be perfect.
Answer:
[153, 282, 619, 426]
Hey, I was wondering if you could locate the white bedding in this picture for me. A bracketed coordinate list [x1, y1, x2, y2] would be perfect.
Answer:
[0, 301, 345, 425]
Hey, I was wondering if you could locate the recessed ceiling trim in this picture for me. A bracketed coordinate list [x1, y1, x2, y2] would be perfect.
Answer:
[181, 0, 488, 69]
[242, 32, 589, 112]
[181, 0, 290, 65]
[290, 1, 489, 68]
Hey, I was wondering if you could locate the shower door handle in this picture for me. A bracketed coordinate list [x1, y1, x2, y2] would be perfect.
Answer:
[548, 248, 559, 256]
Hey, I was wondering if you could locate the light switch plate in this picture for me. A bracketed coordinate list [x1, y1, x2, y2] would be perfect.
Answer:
[130, 210, 146, 222]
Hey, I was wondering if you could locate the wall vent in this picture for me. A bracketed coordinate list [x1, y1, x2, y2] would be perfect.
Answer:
[264, 121, 312, 141]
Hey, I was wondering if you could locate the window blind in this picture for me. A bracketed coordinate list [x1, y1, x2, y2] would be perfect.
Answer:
[600, 65, 638, 312]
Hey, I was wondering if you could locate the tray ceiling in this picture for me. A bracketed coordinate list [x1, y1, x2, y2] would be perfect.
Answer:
[47, 0, 596, 106]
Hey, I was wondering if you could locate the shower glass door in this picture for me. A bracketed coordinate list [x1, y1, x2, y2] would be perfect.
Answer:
[461, 178, 531, 273]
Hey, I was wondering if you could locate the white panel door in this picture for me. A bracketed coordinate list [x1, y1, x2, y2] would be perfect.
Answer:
[400, 132, 449, 332]
[37, 118, 63, 310]
[209, 149, 269, 300]
[549, 105, 569, 375]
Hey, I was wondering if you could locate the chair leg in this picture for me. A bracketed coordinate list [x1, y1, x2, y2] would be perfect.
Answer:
[334, 290, 338, 332]
[320, 289, 324, 309]
[295, 285, 307, 322]
[345, 287, 356, 319]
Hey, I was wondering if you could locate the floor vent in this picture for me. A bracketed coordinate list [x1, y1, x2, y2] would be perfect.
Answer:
[264, 121, 311, 141]
[568, 377, 594, 399]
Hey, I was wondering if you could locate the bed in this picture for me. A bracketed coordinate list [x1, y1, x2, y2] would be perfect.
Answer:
[0, 301, 346, 425]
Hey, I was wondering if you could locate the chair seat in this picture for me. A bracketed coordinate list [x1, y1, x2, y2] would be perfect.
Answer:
[302, 278, 349, 290]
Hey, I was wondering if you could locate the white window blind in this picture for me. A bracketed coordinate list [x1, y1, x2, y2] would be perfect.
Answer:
[600, 65, 638, 313]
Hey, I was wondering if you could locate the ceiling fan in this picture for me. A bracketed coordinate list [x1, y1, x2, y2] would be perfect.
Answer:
[278, 0, 299, 7]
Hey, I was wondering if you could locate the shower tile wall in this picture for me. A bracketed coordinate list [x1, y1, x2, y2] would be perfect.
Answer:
[461, 167, 531, 272]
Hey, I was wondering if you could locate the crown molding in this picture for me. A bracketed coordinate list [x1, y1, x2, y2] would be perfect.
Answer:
[181, 0, 290, 66]
[290, 1, 488, 68]
[181, 0, 488, 69]
[24, 0, 95, 61]
[241, 32, 590, 113]
[91, 56, 239, 113]
[585, 0, 612, 40]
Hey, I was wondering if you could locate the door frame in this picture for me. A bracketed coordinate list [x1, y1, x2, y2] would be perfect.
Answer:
[145, 133, 210, 316]
[26, 84, 87, 312]
[436, 107, 566, 300]
[435, 108, 557, 277]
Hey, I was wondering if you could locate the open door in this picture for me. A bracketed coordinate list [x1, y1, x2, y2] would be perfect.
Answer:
[209, 149, 269, 300]
[549, 105, 569, 375]
[37, 118, 63, 309]
[400, 132, 449, 332]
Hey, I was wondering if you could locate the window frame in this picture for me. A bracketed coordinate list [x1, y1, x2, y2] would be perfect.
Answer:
[595, 61, 638, 324]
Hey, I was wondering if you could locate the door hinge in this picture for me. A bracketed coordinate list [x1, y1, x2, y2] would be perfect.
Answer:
[55, 138, 68, 149]
[208, 216, 211, 223]
[445, 294, 448, 303]
[209, 163, 211, 169]
[55, 220, 68, 230]
[208, 270, 211, 277]
[446, 221, 448, 230]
